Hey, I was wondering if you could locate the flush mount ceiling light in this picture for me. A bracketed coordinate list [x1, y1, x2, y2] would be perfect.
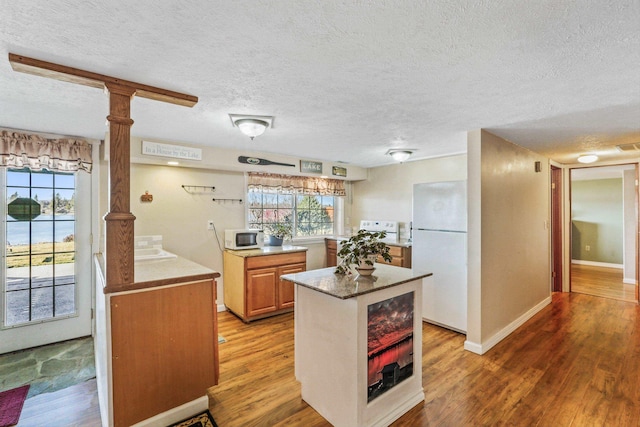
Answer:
[577, 154, 599, 164]
[229, 114, 274, 140]
[386, 149, 415, 162]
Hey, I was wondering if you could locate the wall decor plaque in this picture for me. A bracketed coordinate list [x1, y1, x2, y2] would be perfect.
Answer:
[332, 166, 347, 177]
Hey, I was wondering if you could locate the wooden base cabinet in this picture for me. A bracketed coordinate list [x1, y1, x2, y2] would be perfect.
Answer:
[325, 238, 412, 268]
[379, 244, 412, 268]
[224, 250, 306, 322]
[325, 238, 338, 267]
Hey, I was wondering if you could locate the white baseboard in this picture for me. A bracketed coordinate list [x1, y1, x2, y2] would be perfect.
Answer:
[217, 303, 227, 312]
[571, 259, 623, 269]
[131, 396, 208, 427]
[370, 390, 425, 427]
[463, 296, 551, 355]
[463, 340, 483, 354]
[624, 277, 638, 285]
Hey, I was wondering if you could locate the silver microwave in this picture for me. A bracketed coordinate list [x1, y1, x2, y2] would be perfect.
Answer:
[224, 229, 265, 250]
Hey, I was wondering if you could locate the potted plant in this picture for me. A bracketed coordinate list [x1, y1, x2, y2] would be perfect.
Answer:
[335, 229, 392, 275]
[265, 222, 292, 246]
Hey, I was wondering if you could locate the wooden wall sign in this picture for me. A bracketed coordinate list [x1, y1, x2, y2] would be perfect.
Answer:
[142, 140, 202, 161]
[301, 160, 323, 174]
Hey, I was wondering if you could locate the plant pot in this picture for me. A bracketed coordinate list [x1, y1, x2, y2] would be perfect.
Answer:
[268, 236, 283, 246]
[355, 254, 377, 275]
[355, 266, 375, 276]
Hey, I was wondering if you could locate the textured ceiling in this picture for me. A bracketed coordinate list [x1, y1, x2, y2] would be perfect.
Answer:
[0, 1, 639, 168]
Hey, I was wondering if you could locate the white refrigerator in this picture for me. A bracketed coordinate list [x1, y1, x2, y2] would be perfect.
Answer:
[412, 180, 467, 333]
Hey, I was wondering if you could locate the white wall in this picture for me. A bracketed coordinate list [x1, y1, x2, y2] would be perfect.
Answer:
[351, 154, 467, 237]
[466, 130, 551, 354]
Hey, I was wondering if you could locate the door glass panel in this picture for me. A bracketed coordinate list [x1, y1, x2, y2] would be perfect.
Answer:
[31, 287, 53, 320]
[6, 289, 29, 324]
[4, 168, 77, 327]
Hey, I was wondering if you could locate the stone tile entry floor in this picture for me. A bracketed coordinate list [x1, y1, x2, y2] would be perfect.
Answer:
[0, 336, 95, 398]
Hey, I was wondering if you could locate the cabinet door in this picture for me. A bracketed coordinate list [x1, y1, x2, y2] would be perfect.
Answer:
[325, 239, 338, 267]
[246, 267, 278, 317]
[278, 263, 306, 309]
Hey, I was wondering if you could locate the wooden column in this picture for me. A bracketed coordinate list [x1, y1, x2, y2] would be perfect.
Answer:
[104, 83, 137, 287]
[8, 53, 198, 290]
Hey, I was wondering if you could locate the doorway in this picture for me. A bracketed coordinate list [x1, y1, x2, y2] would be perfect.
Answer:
[0, 168, 93, 354]
[569, 164, 638, 303]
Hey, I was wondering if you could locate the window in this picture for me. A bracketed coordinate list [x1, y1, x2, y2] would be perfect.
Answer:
[246, 172, 346, 239]
[3, 168, 76, 326]
[248, 192, 335, 237]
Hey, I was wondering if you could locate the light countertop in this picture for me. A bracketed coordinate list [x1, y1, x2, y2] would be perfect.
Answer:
[281, 263, 431, 299]
[225, 245, 308, 258]
[97, 253, 220, 294]
[134, 256, 220, 285]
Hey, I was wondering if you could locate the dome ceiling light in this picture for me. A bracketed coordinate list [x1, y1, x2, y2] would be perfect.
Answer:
[386, 149, 415, 163]
[229, 114, 274, 140]
[577, 154, 599, 164]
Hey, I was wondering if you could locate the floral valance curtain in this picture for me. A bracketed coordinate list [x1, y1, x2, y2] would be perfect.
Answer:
[248, 172, 346, 196]
[0, 129, 93, 173]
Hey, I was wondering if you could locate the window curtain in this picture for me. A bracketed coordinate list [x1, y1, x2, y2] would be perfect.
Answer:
[248, 172, 346, 196]
[0, 129, 93, 173]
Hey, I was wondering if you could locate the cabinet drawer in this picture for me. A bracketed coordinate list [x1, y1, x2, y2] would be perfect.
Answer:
[388, 246, 404, 257]
[246, 251, 306, 269]
[377, 255, 403, 266]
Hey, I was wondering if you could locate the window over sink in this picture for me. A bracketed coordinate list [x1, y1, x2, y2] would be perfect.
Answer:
[246, 172, 346, 239]
[248, 192, 336, 237]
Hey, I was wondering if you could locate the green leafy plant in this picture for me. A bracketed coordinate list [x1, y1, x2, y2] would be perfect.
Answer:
[335, 229, 392, 275]
[265, 222, 293, 240]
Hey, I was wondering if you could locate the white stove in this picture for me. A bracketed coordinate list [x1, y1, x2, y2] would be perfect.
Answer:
[359, 220, 399, 243]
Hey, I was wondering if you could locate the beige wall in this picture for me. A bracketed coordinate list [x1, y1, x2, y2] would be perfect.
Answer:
[467, 130, 551, 353]
[352, 154, 467, 237]
[571, 178, 624, 264]
[129, 164, 244, 301]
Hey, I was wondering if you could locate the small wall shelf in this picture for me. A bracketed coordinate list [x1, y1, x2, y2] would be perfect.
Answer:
[212, 198, 243, 204]
[182, 185, 216, 194]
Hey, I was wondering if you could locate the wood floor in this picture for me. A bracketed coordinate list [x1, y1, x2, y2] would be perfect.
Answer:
[18, 378, 101, 426]
[210, 292, 640, 426]
[14, 291, 640, 426]
[571, 263, 637, 302]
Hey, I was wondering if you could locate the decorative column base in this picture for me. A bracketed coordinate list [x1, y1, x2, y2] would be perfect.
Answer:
[104, 212, 136, 291]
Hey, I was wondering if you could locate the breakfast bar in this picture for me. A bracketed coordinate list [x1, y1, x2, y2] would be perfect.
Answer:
[281, 264, 432, 427]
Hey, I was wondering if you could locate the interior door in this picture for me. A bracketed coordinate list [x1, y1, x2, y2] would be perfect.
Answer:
[0, 168, 92, 354]
[551, 165, 563, 292]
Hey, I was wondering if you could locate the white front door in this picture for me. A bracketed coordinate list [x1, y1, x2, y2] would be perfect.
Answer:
[0, 167, 92, 354]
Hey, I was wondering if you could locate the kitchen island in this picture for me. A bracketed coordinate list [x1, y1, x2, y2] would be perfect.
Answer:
[281, 264, 431, 427]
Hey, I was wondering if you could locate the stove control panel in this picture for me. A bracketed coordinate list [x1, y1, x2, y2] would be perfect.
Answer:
[359, 220, 399, 234]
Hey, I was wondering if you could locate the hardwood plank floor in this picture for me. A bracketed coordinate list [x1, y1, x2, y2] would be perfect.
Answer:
[14, 292, 640, 426]
[210, 293, 640, 426]
[18, 378, 101, 426]
[571, 263, 637, 302]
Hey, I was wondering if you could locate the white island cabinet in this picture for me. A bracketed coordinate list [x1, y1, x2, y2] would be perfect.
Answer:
[281, 264, 431, 427]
